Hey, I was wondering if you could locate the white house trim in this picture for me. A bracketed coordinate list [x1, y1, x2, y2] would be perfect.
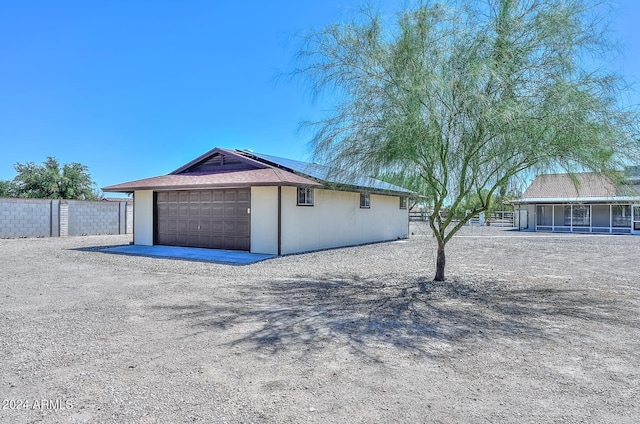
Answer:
[133, 190, 154, 245]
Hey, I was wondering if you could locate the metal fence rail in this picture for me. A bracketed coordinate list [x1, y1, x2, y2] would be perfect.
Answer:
[409, 210, 514, 226]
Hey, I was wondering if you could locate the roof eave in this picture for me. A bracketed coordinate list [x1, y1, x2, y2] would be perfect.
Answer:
[102, 181, 322, 193]
[510, 196, 640, 204]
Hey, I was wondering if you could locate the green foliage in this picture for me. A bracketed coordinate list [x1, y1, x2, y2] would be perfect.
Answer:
[296, 0, 640, 280]
[6, 157, 100, 200]
[0, 179, 19, 198]
[379, 172, 432, 208]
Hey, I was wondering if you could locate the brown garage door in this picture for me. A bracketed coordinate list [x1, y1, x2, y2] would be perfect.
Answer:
[155, 189, 250, 250]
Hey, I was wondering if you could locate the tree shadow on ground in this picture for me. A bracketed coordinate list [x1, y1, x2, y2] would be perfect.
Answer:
[151, 275, 636, 358]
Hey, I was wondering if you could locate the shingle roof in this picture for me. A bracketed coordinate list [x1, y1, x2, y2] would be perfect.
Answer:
[102, 168, 321, 192]
[516, 172, 640, 203]
[240, 151, 414, 195]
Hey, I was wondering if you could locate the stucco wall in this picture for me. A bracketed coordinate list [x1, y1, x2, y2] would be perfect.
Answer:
[250, 186, 279, 254]
[134, 190, 154, 246]
[279, 187, 408, 255]
[514, 204, 536, 231]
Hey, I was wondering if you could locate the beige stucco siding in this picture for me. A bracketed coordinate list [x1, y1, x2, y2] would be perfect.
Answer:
[250, 186, 279, 254]
[134, 190, 154, 245]
[280, 187, 408, 255]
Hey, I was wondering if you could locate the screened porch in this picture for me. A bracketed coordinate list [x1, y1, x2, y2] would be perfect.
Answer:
[535, 204, 640, 234]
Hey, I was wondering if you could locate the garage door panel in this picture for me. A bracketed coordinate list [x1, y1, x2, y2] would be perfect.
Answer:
[237, 221, 250, 236]
[210, 236, 224, 248]
[177, 220, 188, 232]
[200, 191, 212, 202]
[212, 206, 224, 219]
[157, 220, 168, 233]
[236, 237, 250, 251]
[223, 221, 236, 234]
[237, 190, 250, 202]
[200, 204, 212, 217]
[211, 221, 223, 233]
[198, 235, 211, 247]
[225, 191, 237, 202]
[156, 189, 250, 251]
[224, 205, 238, 218]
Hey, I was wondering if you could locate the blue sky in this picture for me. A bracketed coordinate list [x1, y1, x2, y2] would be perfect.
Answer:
[1, 0, 639, 195]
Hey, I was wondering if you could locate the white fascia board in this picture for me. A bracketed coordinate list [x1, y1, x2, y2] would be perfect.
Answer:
[511, 196, 640, 204]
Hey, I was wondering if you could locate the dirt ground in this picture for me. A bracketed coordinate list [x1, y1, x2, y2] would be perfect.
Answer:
[1, 224, 638, 423]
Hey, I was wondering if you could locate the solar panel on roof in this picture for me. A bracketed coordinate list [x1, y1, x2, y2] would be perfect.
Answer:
[243, 151, 413, 194]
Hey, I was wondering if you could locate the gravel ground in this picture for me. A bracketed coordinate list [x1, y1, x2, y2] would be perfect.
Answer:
[1, 223, 639, 423]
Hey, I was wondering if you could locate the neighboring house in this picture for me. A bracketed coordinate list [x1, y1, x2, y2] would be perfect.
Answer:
[511, 168, 640, 234]
[102, 147, 413, 255]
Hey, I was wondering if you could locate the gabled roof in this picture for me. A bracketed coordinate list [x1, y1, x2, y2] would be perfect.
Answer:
[103, 148, 320, 192]
[239, 150, 413, 195]
[171, 147, 270, 174]
[103, 146, 413, 195]
[102, 168, 320, 192]
[512, 172, 640, 204]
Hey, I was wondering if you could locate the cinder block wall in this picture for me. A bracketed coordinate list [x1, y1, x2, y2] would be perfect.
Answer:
[0, 198, 132, 238]
[0, 198, 54, 238]
[67, 200, 121, 236]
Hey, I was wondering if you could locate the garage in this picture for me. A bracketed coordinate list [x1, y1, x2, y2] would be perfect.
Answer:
[155, 189, 250, 250]
[102, 147, 411, 254]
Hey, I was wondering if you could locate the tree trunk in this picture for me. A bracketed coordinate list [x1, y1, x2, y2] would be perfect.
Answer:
[434, 240, 446, 281]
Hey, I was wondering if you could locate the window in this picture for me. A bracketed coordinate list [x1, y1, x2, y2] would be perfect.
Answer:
[360, 192, 370, 208]
[400, 197, 407, 210]
[297, 187, 314, 206]
[563, 204, 590, 227]
[536, 205, 553, 226]
[612, 205, 631, 228]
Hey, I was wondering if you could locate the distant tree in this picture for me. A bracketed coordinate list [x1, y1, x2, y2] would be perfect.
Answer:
[11, 157, 100, 200]
[0, 179, 18, 198]
[295, 0, 640, 281]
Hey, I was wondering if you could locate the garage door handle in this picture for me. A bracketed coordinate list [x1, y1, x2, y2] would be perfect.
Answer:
[247, 208, 251, 214]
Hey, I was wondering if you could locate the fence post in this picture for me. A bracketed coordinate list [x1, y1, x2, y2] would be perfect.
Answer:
[59, 201, 69, 237]
[50, 200, 60, 237]
[119, 201, 127, 234]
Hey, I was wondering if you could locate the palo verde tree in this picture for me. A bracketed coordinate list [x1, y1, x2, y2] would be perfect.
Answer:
[295, 0, 640, 281]
[9, 157, 99, 200]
